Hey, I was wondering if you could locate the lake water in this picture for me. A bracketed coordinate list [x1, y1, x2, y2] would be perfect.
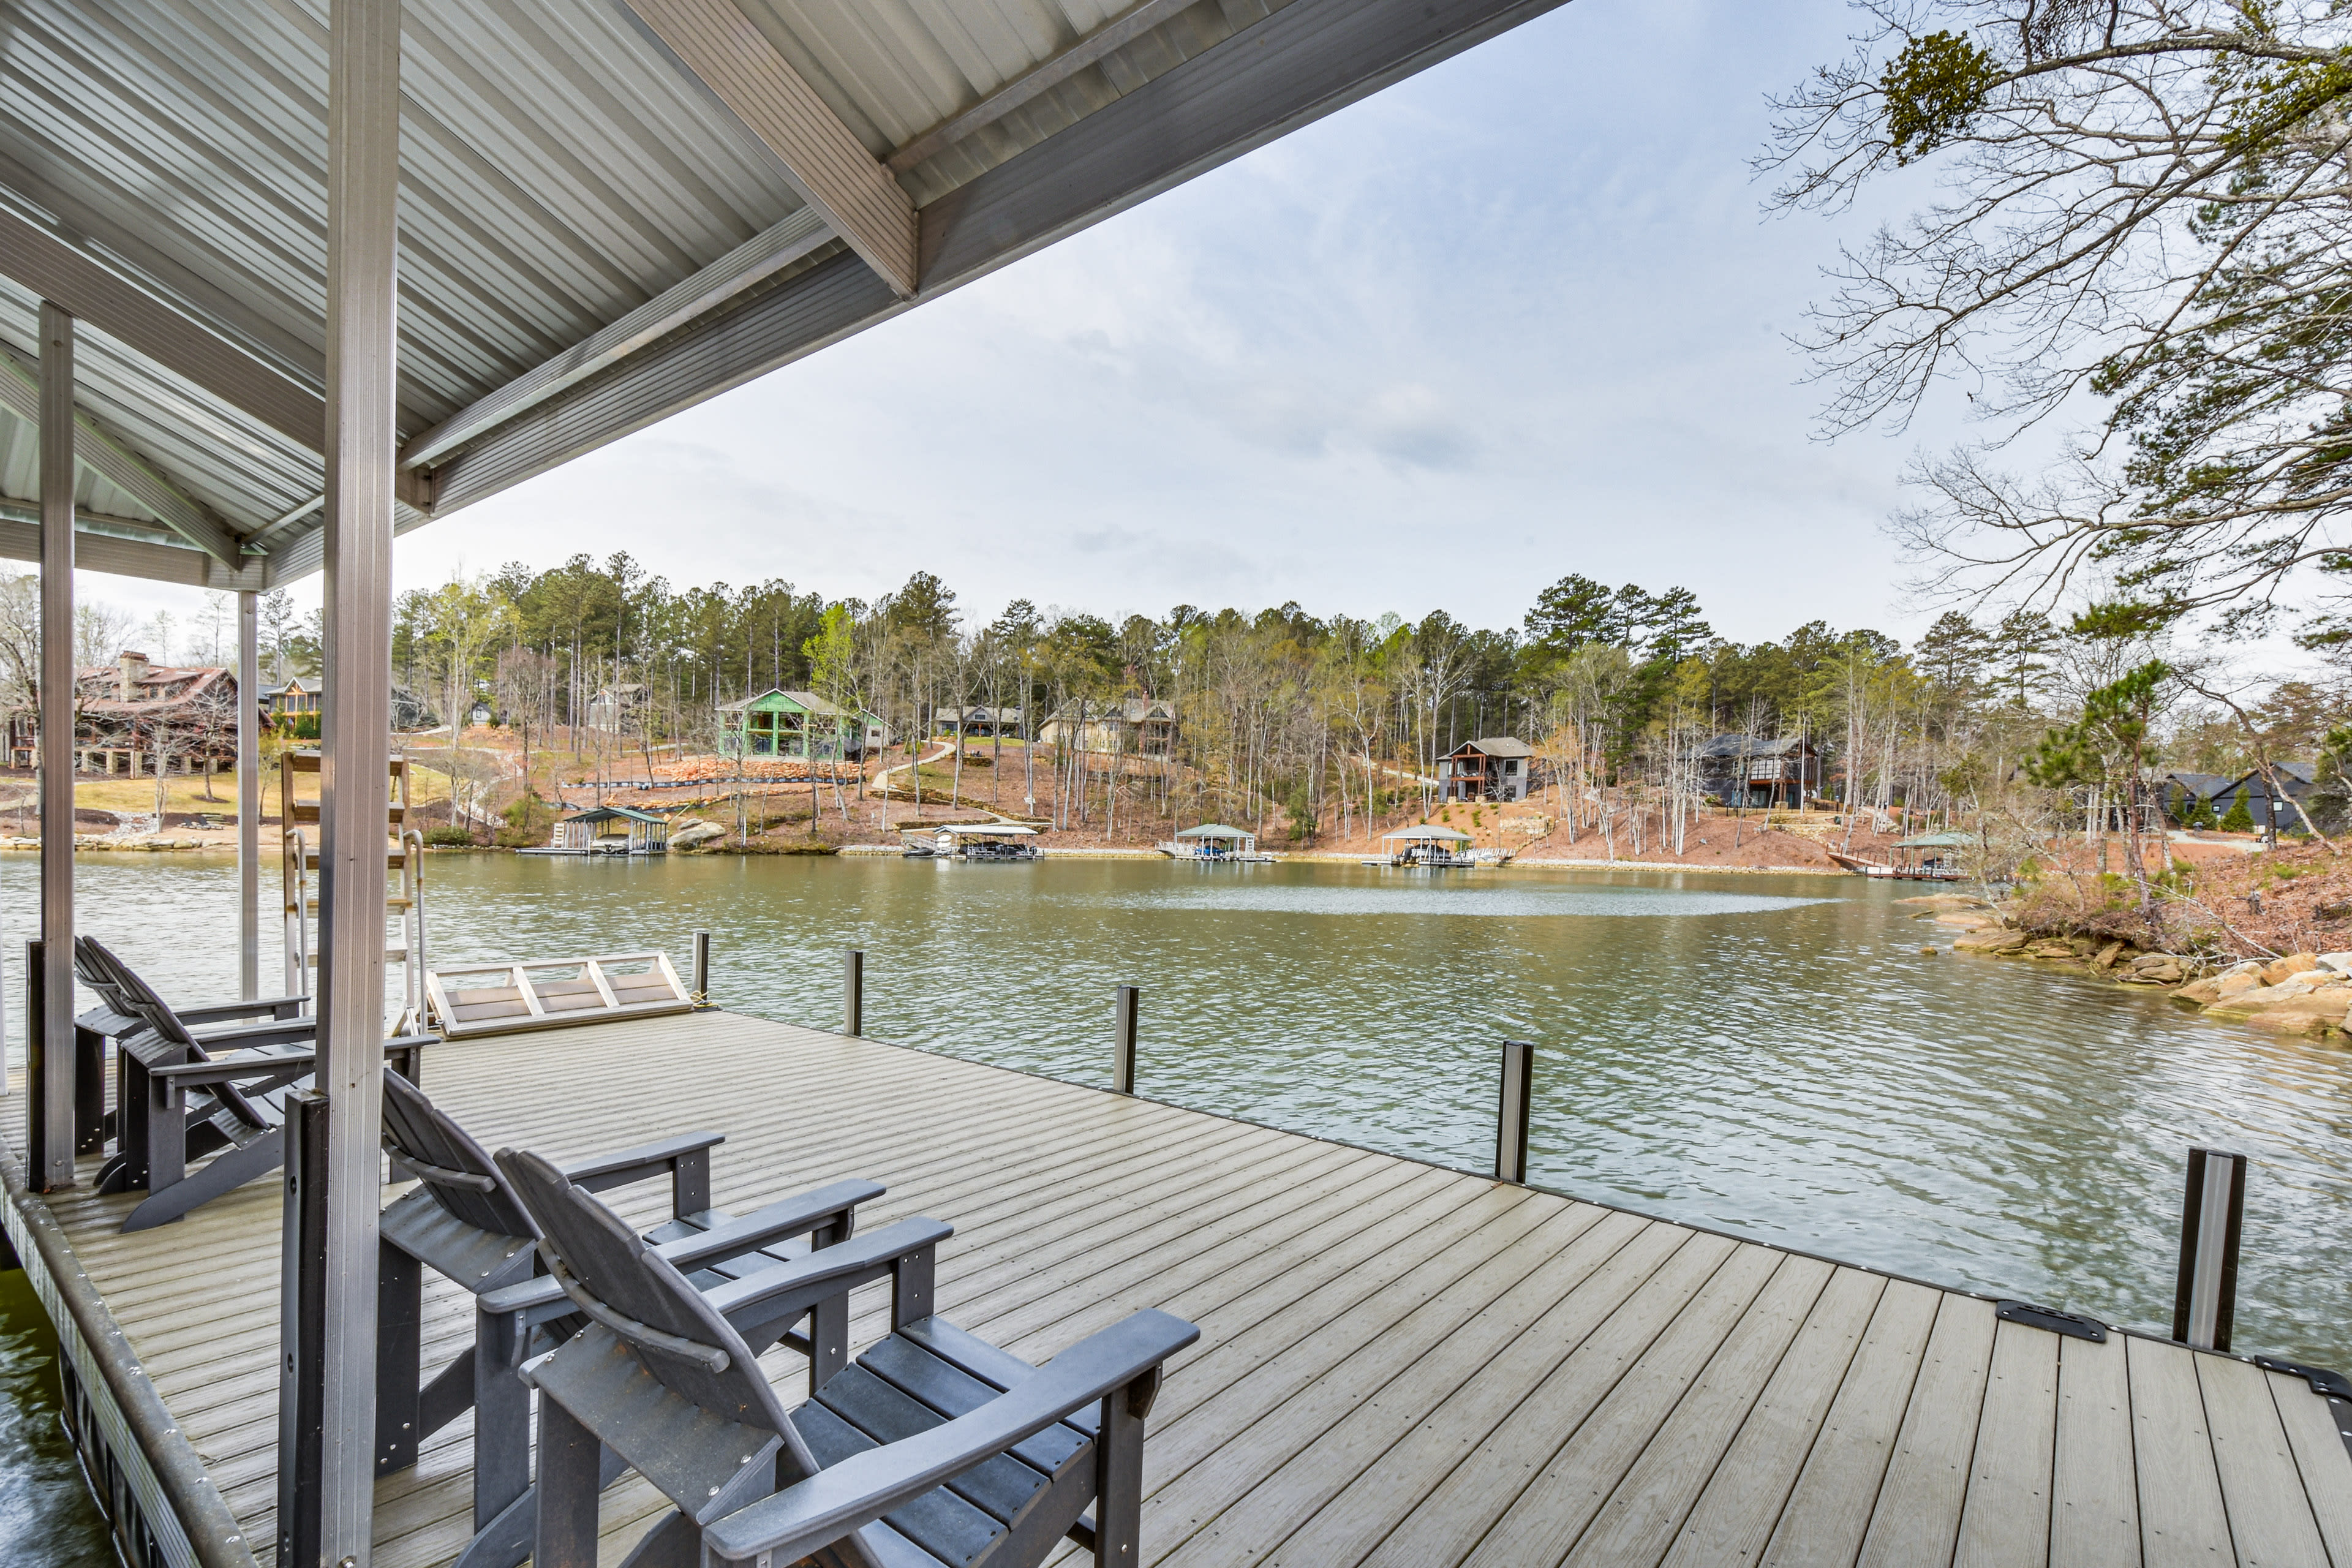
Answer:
[3, 851, 2351, 1551]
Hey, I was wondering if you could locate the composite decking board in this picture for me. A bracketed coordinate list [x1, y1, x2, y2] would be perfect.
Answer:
[1559, 1254, 1841, 1566]
[1345, 1231, 1745, 1568]
[2049, 1332, 2142, 1568]
[2127, 1333, 2236, 1567]
[1146, 1203, 1639, 1566]
[1150, 1208, 1657, 1568]
[1447, 1245, 1793, 1568]
[1853, 1291, 1998, 1568]
[1953, 1317, 2062, 1568]
[2266, 1371, 2352, 1566]
[1654, 1265, 1888, 1568]
[19, 1010, 2345, 1568]
[1259, 1221, 1698, 1567]
[2199, 1355, 2331, 1567]
[1755, 1278, 1943, 1568]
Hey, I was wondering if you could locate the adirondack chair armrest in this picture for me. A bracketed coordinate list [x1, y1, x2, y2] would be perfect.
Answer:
[174, 994, 310, 1024]
[168, 1018, 319, 1049]
[651, 1178, 886, 1268]
[560, 1130, 725, 1218]
[699, 1309, 1200, 1566]
[153, 1035, 434, 1087]
[475, 1184, 904, 1331]
[696, 1216, 951, 1345]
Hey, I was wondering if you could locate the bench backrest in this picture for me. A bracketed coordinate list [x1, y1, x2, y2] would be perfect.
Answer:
[380, 1071, 536, 1237]
[496, 1147, 818, 1477]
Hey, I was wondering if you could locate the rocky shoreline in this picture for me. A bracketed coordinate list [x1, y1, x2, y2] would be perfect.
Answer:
[1914, 894, 2352, 1034]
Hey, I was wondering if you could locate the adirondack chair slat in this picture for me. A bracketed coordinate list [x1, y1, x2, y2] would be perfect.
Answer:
[816, 1363, 1057, 1529]
[857, 1335, 1091, 1475]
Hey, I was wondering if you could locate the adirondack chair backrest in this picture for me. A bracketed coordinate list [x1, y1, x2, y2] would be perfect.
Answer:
[380, 1071, 535, 1237]
[496, 1147, 818, 1470]
[72, 937, 135, 1016]
[77, 937, 271, 1129]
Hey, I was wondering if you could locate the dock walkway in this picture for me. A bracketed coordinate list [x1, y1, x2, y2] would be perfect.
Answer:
[11, 1010, 2351, 1566]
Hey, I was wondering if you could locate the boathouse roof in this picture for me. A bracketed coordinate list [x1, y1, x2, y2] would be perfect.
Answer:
[1175, 823, 1254, 840]
[0, 2, 1544, 592]
[1383, 824, 1474, 842]
[557, 805, 667, 826]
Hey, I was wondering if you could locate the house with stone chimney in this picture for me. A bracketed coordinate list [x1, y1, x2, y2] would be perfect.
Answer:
[7, 650, 247, 775]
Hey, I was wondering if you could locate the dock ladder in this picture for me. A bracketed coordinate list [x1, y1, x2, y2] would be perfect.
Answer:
[279, 750, 427, 1031]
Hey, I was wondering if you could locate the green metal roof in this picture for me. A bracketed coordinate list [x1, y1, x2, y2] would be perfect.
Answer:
[1896, 831, 1975, 849]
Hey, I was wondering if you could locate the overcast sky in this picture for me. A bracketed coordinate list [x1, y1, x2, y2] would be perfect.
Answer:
[109, 0, 1996, 652]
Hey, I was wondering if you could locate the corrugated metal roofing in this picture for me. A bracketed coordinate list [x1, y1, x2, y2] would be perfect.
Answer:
[0, 0, 1537, 586]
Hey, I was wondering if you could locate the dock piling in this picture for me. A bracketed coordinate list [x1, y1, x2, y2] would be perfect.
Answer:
[2172, 1145, 2248, 1351]
[1496, 1041, 1534, 1185]
[690, 930, 711, 1007]
[844, 948, 864, 1036]
[1114, 985, 1139, 1094]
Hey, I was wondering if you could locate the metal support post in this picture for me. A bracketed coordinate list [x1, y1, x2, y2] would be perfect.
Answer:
[310, 2, 401, 1557]
[238, 590, 260, 999]
[2172, 1146, 2248, 1352]
[35, 302, 73, 1191]
[1495, 1041, 1534, 1185]
[277, 1090, 329, 1568]
[1113, 985, 1138, 1095]
[690, 929, 710, 1007]
[843, 948, 863, 1036]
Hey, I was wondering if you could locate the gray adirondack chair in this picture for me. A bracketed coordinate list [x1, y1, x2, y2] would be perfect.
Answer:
[74, 937, 309, 1191]
[492, 1147, 1199, 1568]
[75, 937, 431, 1231]
[375, 1071, 885, 1568]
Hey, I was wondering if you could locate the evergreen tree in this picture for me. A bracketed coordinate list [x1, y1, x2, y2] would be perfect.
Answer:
[2220, 793, 2254, 833]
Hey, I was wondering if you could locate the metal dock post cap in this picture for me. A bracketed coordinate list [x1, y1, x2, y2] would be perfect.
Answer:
[843, 949, 864, 1036]
[1496, 1041, 1534, 1185]
[2173, 1145, 2249, 1351]
[690, 930, 712, 1008]
[1114, 985, 1139, 1095]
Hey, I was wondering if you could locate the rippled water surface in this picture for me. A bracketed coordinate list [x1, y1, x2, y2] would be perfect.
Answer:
[7, 852, 2352, 1372]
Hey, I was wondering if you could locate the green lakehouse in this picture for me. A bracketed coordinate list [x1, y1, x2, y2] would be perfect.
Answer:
[715, 688, 881, 760]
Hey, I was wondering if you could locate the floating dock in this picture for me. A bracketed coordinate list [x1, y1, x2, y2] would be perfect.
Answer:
[6, 1011, 2350, 1567]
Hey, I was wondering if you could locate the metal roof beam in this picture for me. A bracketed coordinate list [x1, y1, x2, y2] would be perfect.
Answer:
[0, 508, 262, 588]
[622, 0, 917, 298]
[885, 0, 1203, 173]
[422, 0, 1572, 522]
[399, 207, 832, 470]
[0, 345, 247, 566]
[0, 208, 326, 451]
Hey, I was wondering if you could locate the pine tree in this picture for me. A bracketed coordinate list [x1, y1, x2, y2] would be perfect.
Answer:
[2220, 793, 2253, 834]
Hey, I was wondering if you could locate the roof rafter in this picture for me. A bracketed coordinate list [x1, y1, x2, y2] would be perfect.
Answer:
[399, 207, 833, 471]
[0, 207, 325, 451]
[0, 347, 246, 566]
[621, 0, 917, 298]
[0, 510, 261, 589]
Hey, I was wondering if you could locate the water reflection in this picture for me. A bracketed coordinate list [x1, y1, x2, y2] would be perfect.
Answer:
[6, 852, 2349, 1364]
[0, 1268, 113, 1563]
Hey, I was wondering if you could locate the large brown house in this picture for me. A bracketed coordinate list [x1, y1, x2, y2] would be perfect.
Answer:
[9, 650, 247, 775]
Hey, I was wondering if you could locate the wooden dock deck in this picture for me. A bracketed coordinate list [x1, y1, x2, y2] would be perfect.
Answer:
[9, 1009, 2351, 1567]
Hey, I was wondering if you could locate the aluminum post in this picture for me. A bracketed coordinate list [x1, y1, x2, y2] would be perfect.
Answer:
[843, 948, 863, 1036]
[1113, 984, 1138, 1095]
[690, 929, 710, 1007]
[239, 589, 261, 1000]
[35, 302, 73, 1191]
[2171, 1146, 2249, 1352]
[1496, 1041, 1534, 1185]
[312, 1, 401, 1557]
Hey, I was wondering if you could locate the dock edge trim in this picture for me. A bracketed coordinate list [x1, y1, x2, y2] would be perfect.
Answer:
[0, 1131, 260, 1568]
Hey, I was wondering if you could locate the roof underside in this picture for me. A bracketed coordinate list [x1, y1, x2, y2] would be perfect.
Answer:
[0, 0, 1568, 589]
